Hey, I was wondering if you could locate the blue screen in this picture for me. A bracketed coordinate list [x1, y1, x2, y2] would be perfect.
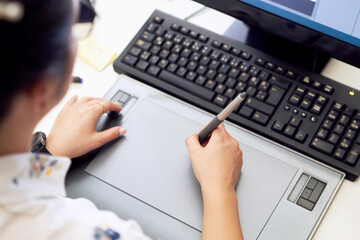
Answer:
[238, 0, 360, 47]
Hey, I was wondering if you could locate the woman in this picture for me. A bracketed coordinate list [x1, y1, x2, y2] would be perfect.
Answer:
[0, 0, 243, 239]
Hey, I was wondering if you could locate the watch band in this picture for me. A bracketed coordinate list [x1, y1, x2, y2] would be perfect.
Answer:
[31, 131, 52, 155]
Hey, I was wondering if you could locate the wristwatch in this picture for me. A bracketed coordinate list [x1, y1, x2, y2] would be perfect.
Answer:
[31, 131, 51, 155]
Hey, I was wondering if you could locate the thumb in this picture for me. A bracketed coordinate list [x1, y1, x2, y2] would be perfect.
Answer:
[185, 133, 202, 153]
[93, 126, 127, 148]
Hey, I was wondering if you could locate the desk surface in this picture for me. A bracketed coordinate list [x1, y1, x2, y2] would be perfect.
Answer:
[35, 1, 360, 239]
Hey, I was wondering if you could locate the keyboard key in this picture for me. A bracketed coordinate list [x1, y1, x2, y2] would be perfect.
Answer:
[123, 54, 138, 66]
[316, 128, 328, 139]
[240, 51, 251, 60]
[299, 99, 312, 111]
[176, 67, 187, 77]
[195, 76, 206, 85]
[295, 130, 308, 143]
[289, 116, 302, 128]
[129, 46, 142, 56]
[249, 77, 260, 87]
[327, 110, 339, 120]
[235, 82, 247, 92]
[211, 40, 222, 48]
[301, 76, 313, 86]
[259, 71, 270, 81]
[180, 26, 190, 35]
[167, 63, 178, 73]
[141, 31, 155, 42]
[272, 121, 285, 133]
[147, 65, 161, 76]
[322, 119, 333, 130]
[269, 77, 291, 90]
[252, 111, 269, 126]
[170, 23, 181, 31]
[259, 81, 270, 92]
[215, 84, 226, 94]
[255, 91, 267, 101]
[214, 95, 229, 108]
[265, 62, 276, 71]
[205, 79, 216, 90]
[333, 124, 345, 135]
[266, 86, 285, 106]
[294, 87, 306, 97]
[135, 60, 149, 71]
[332, 102, 343, 112]
[309, 104, 322, 115]
[239, 106, 254, 119]
[245, 98, 275, 115]
[339, 138, 351, 150]
[311, 138, 334, 155]
[316, 96, 328, 106]
[147, 23, 157, 33]
[305, 91, 317, 101]
[197, 34, 208, 42]
[149, 55, 160, 65]
[334, 147, 346, 160]
[275, 66, 286, 75]
[246, 86, 257, 97]
[185, 71, 197, 82]
[159, 70, 215, 101]
[189, 30, 198, 39]
[238, 72, 250, 82]
[140, 51, 151, 61]
[231, 47, 241, 56]
[255, 58, 265, 66]
[284, 125, 296, 138]
[350, 119, 360, 130]
[345, 129, 356, 140]
[328, 133, 340, 145]
[289, 94, 301, 106]
[285, 70, 297, 80]
[153, 16, 163, 24]
[225, 78, 236, 88]
[221, 44, 231, 52]
[157, 59, 169, 69]
[225, 88, 236, 99]
[323, 85, 334, 95]
[345, 144, 360, 166]
[215, 73, 226, 84]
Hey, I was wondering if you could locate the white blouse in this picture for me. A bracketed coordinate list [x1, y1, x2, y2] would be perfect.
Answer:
[0, 153, 151, 240]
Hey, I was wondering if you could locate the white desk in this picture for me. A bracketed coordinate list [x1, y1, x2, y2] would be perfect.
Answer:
[35, 1, 360, 239]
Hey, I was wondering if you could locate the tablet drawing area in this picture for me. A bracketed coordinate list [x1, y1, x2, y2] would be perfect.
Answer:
[85, 99, 298, 239]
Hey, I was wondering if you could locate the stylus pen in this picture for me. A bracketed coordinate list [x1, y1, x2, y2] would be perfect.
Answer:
[198, 92, 247, 144]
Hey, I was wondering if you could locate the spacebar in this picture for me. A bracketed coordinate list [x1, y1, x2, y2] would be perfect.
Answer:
[159, 70, 215, 102]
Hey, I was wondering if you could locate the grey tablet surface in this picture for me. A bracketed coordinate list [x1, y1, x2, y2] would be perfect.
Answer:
[86, 99, 298, 239]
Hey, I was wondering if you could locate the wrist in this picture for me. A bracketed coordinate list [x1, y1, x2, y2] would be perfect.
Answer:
[201, 184, 237, 199]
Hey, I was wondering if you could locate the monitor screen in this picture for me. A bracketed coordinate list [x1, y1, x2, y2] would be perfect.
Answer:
[240, 0, 360, 48]
[193, 0, 360, 68]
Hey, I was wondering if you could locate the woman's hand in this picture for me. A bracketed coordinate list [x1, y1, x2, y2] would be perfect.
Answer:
[185, 123, 243, 194]
[185, 123, 244, 240]
[46, 96, 126, 158]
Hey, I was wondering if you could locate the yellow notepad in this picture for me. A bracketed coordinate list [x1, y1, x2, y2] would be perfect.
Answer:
[78, 35, 118, 71]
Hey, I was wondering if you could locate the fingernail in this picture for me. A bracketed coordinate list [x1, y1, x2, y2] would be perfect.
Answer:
[119, 127, 127, 135]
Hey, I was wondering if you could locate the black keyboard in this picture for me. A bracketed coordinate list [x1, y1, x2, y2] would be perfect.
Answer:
[113, 10, 360, 181]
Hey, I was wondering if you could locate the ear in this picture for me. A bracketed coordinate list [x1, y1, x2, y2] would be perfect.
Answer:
[24, 78, 55, 115]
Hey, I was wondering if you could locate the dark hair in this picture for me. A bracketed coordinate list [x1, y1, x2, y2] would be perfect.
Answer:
[0, 0, 73, 121]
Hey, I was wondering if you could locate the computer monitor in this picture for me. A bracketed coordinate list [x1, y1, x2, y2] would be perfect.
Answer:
[192, 0, 360, 69]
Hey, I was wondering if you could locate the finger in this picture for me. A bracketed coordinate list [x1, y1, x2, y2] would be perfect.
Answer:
[93, 126, 127, 148]
[78, 96, 93, 103]
[90, 99, 122, 115]
[64, 95, 78, 108]
[185, 133, 202, 152]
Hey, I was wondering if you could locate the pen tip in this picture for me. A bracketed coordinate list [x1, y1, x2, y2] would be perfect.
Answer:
[240, 92, 246, 98]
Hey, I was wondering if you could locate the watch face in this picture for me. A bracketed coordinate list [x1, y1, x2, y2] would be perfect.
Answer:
[31, 132, 46, 152]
